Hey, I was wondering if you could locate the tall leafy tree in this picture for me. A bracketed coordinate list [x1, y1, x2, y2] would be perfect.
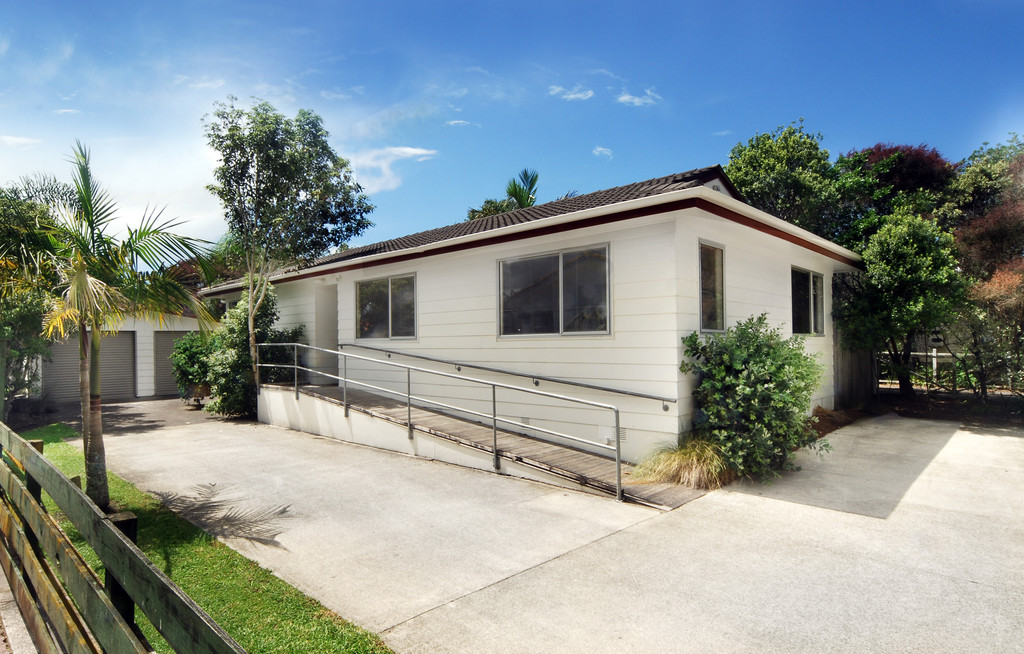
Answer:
[42, 142, 213, 510]
[204, 97, 373, 383]
[0, 191, 57, 422]
[724, 120, 845, 240]
[834, 211, 966, 398]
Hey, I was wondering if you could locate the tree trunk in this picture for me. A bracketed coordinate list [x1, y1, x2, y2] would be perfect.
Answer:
[78, 325, 91, 456]
[892, 335, 916, 400]
[86, 327, 110, 511]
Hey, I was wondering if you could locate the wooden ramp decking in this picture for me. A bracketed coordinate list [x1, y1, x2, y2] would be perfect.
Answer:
[287, 384, 705, 511]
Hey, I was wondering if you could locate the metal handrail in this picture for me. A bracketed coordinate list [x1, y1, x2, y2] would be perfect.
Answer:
[258, 342, 624, 500]
[340, 342, 676, 409]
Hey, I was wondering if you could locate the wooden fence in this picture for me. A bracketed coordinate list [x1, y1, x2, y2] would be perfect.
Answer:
[0, 421, 246, 653]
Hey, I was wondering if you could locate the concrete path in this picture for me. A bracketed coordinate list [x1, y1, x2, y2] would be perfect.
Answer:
[94, 400, 1023, 653]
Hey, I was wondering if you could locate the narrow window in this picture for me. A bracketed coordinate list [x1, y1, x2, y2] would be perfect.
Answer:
[357, 275, 416, 339]
[792, 268, 824, 335]
[700, 243, 724, 331]
[500, 246, 609, 336]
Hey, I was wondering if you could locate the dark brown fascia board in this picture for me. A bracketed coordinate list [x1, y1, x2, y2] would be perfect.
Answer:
[199, 196, 861, 296]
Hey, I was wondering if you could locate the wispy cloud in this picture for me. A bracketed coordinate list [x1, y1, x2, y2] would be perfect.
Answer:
[549, 85, 594, 101]
[617, 88, 662, 107]
[465, 66, 495, 77]
[53, 108, 79, 115]
[445, 119, 477, 127]
[348, 146, 438, 194]
[589, 68, 625, 81]
[0, 38, 9, 57]
[0, 135, 42, 148]
[321, 89, 350, 100]
[593, 146, 613, 159]
[712, 130, 732, 137]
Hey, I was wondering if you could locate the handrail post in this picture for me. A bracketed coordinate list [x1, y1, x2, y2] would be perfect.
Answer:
[614, 409, 623, 502]
[255, 344, 261, 395]
[491, 385, 500, 471]
[106, 511, 139, 628]
[342, 353, 349, 417]
[294, 344, 299, 399]
[406, 368, 413, 439]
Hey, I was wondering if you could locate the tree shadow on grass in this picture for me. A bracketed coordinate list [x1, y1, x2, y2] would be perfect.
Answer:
[154, 483, 291, 549]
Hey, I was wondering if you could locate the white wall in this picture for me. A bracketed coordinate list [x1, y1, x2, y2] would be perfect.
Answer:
[266, 206, 858, 462]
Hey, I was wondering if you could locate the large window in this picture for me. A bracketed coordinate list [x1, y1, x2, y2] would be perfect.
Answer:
[356, 274, 416, 339]
[700, 243, 724, 331]
[791, 268, 824, 335]
[500, 246, 608, 336]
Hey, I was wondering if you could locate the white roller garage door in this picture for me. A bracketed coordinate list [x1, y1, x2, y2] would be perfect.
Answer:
[42, 332, 137, 404]
[154, 331, 190, 396]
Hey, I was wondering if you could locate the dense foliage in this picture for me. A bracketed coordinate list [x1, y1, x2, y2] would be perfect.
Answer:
[682, 314, 825, 479]
[204, 96, 372, 390]
[173, 286, 302, 418]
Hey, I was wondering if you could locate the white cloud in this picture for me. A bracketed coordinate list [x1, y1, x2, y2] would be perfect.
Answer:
[593, 146, 613, 159]
[617, 87, 662, 107]
[445, 120, 475, 127]
[53, 108, 79, 115]
[589, 68, 625, 81]
[549, 85, 593, 101]
[321, 89, 350, 100]
[348, 146, 438, 194]
[465, 66, 495, 77]
[712, 130, 732, 137]
[0, 135, 42, 148]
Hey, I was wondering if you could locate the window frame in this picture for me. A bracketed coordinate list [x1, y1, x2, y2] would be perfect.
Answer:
[791, 267, 825, 336]
[698, 241, 726, 332]
[355, 273, 417, 340]
[498, 244, 611, 337]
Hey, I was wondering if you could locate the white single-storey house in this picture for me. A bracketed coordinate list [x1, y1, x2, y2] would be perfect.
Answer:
[41, 316, 199, 404]
[205, 166, 864, 464]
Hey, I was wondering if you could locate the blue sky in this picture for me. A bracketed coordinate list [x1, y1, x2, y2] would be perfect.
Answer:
[2, 0, 1023, 247]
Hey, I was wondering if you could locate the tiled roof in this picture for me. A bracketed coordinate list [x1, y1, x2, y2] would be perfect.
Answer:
[314, 165, 734, 266]
[202, 165, 737, 294]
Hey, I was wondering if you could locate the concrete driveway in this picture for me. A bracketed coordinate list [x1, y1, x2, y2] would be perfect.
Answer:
[94, 400, 1023, 653]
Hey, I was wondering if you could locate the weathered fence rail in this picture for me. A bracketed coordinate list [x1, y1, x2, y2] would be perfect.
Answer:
[0, 420, 246, 653]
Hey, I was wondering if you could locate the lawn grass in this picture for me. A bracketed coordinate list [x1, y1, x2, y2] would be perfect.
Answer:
[24, 423, 392, 654]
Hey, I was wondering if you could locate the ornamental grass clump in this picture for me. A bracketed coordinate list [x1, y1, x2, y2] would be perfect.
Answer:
[631, 436, 736, 490]
[682, 313, 826, 480]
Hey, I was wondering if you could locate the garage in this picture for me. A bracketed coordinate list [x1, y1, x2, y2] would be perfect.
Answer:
[154, 331, 190, 397]
[42, 332, 137, 404]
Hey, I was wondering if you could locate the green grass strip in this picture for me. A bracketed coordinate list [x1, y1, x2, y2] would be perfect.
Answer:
[24, 423, 392, 654]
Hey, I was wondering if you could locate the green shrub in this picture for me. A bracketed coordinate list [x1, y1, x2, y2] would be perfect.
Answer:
[170, 331, 211, 404]
[682, 313, 825, 479]
[200, 285, 304, 418]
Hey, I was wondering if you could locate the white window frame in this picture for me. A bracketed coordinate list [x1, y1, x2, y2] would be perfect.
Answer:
[355, 273, 417, 340]
[498, 244, 611, 337]
[699, 240, 726, 332]
[791, 267, 825, 336]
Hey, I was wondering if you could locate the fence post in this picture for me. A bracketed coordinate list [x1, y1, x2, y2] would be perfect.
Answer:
[106, 512, 139, 628]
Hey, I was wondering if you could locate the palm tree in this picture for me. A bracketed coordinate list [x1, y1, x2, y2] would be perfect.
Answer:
[43, 142, 213, 510]
[505, 168, 539, 209]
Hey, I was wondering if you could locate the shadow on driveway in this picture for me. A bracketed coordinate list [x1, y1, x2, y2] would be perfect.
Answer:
[733, 413, 960, 518]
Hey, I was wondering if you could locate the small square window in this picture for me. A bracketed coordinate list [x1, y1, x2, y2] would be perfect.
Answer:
[357, 275, 416, 339]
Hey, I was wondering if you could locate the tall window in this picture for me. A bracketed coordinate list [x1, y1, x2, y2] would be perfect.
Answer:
[500, 246, 608, 335]
[791, 268, 824, 335]
[357, 274, 416, 339]
[700, 243, 724, 331]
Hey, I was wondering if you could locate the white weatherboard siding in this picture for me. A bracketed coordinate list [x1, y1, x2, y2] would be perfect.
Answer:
[249, 187, 860, 464]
